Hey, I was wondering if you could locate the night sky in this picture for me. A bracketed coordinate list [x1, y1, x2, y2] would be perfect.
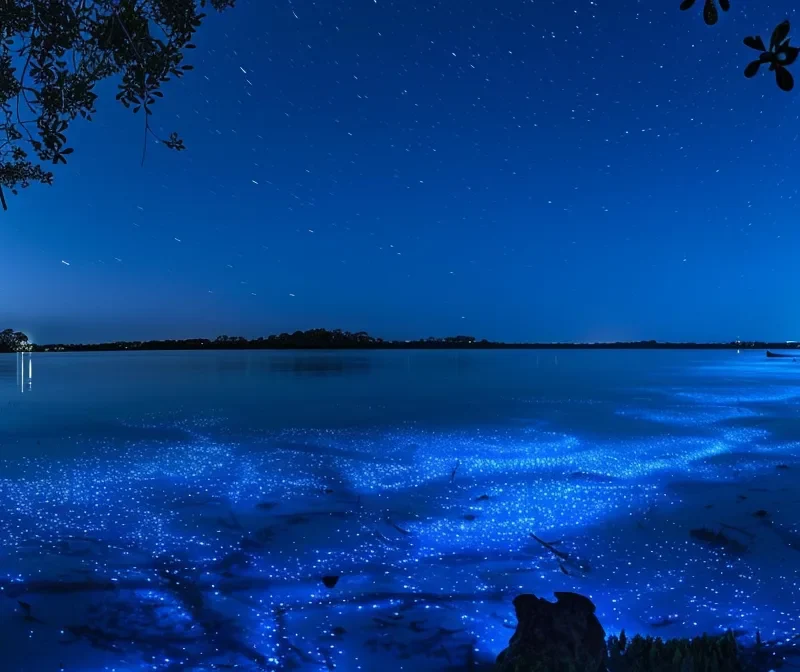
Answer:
[2, 0, 799, 344]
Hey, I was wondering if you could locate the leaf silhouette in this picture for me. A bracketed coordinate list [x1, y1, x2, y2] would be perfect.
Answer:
[0, 0, 236, 212]
[703, 0, 718, 25]
[743, 21, 797, 92]
[743, 36, 766, 52]
[771, 20, 791, 50]
[680, 0, 726, 25]
[776, 66, 794, 91]
[744, 60, 761, 78]
[777, 44, 800, 67]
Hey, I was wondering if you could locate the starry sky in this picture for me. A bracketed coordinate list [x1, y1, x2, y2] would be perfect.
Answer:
[2, 0, 800, 344]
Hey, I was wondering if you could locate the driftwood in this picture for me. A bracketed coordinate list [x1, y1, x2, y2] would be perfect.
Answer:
[530, 533, 569, 560]
[530, 533, 592, 574]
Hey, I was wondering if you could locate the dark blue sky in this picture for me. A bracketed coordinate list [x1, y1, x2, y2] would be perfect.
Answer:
[3, 0, 799, 343]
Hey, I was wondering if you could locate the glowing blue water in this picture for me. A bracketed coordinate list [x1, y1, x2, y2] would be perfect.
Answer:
[1, 350, 799, 671]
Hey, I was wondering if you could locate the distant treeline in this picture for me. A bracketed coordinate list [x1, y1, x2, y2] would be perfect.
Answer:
[3, 328, 796, 352]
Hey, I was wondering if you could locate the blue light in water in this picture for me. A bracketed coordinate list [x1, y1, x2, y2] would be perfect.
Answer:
[1, 378, 799, 670]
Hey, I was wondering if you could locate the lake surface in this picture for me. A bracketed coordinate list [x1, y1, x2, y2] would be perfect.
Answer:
[1, 349, 799, 671]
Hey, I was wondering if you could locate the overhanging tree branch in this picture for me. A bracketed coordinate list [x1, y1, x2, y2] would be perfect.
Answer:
[0, 0, 235, 211]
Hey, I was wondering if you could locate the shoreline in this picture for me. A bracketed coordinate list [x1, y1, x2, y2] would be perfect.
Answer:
[16, 343, 800, 353]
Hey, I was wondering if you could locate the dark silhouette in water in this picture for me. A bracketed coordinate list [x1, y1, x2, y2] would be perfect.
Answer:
[2, 571, 792, 670]
[496, 592, 607, 672]
[529, 533, 592, 575]
[689, 527, 748, 554]
[322, 575, 340, 589]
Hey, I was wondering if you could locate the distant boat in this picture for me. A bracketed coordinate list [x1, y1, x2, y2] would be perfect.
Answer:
[766, 350, 794, 359]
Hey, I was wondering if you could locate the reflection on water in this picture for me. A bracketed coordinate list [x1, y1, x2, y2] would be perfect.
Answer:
[268, 355, 372, 375]
[15, 351, 32, 393]
[0, 350, 799, 671]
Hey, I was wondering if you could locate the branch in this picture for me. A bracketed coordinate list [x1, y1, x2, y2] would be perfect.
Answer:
[111, 10, 153, 167]
[0, 0, 233, 210]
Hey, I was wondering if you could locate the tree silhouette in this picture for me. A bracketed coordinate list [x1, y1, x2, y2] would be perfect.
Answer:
[0, 0, 235, 211]
[0, 328, 31, 352]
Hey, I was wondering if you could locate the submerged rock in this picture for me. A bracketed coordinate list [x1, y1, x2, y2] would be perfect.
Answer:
[495, 592, 606, 672]
[690, 527, 748, 554]
[322, 575, 340, 589]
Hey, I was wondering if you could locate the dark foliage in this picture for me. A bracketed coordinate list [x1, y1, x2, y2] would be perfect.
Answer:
[32, 329, 483, 351]
[0, 0, 235, 210]
[679, 0, 730, 27]
[607, 631, 742, 672]
[0, 0, 793, 216]
[678, 1, 796, 93]
[15, 329, 800, 352]
[0, 327, 31, 352]
[743, 21, 798, 92]
[14, 328, 800, 352]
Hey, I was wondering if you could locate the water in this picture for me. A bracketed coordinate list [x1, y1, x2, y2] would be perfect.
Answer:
[1, 349, 799, 671]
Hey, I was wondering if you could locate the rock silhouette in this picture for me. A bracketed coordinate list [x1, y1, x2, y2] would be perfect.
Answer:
[495, 592, 606, 672]
[321, 575, 340, 589]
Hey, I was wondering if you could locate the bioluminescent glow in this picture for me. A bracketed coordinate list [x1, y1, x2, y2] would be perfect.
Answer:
[1, 351, 799, 671]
